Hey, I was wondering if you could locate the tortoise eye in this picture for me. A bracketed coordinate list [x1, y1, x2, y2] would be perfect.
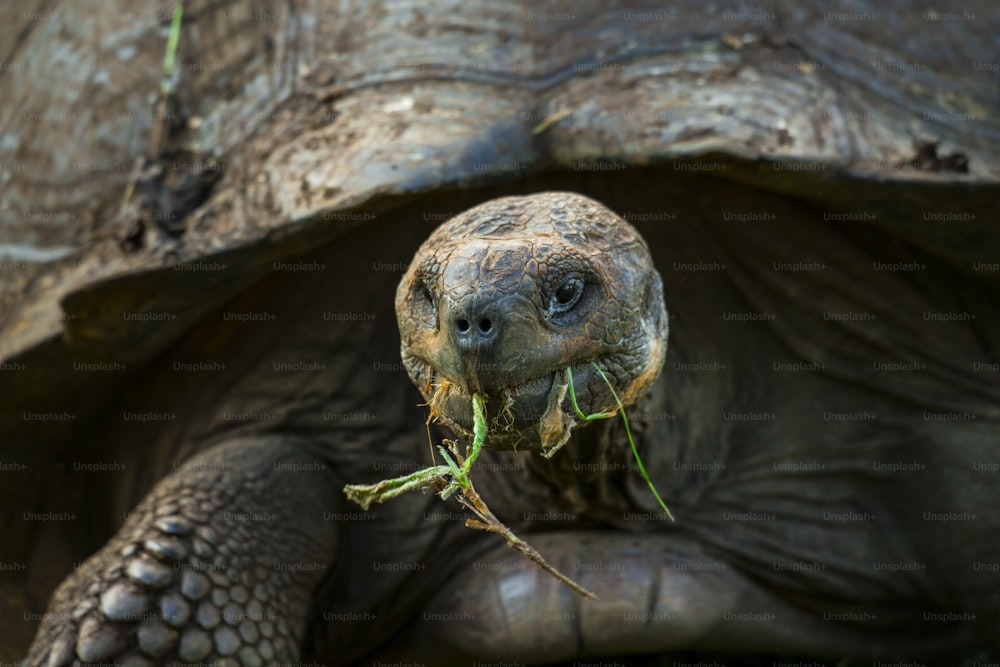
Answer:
[551, 276, 584, 313]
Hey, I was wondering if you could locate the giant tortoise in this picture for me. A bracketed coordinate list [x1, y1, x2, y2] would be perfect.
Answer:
[1, 1, 999, 665]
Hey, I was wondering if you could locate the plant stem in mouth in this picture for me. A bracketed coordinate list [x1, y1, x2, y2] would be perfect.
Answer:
[343, 392, 598, 598]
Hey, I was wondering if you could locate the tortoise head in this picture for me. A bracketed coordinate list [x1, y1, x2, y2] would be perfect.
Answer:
[396, 192, 668, 455]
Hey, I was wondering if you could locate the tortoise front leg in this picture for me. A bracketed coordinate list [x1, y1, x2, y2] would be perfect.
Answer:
[24, 436, 339, 665]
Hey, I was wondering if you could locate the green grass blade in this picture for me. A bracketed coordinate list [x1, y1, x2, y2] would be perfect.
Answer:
[565, 366, 614, 421]
[462, 393, 488, 474]
[437, 445, 466, 486]
[580, 362, 675, 522]
[161, 0, 184, 95]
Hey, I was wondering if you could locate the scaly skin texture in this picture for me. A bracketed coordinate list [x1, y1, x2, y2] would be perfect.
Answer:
[396, 192, 668, 453]
[17, 182, 1000, 666]
[25, 439, 340, 665]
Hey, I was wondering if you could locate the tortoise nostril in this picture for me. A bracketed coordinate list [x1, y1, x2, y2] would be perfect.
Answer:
[452, 301, 500, 345]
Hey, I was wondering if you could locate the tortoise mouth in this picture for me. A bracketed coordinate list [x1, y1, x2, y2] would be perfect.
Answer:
[405, 355, 615, 453]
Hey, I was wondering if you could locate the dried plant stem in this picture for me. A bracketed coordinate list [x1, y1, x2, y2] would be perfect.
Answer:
[344, 363, 673, 598]
[344, 393, 597, 598]
[456, 480, 597, 599]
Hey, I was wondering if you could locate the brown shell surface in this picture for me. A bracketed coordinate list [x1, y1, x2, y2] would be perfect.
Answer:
[2, 0, 998, 367]
[0, 0, 997, 507]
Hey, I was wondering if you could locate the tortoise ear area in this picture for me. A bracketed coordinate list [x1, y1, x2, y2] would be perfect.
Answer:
[409, 274, 438, 327]
[417, 279, 435, 308]
[398, 270, 439, 331]
[643, 269, 669, 342]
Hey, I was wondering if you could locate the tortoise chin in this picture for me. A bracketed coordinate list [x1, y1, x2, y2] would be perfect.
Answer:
[413, 359, 622, 454]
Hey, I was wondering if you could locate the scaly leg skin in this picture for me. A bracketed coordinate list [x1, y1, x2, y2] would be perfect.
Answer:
[24, 437, 339, 666]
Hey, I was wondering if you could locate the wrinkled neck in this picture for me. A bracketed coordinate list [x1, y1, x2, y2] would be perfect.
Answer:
[522, 409, 638, 521]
